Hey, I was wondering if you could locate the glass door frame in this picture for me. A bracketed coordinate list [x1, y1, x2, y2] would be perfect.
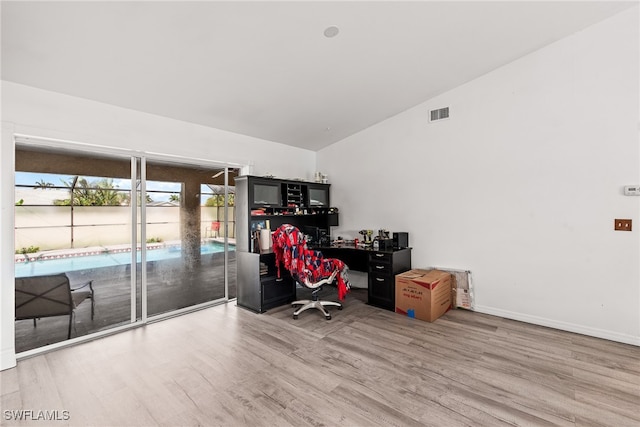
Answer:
[13, 134, 240, 358]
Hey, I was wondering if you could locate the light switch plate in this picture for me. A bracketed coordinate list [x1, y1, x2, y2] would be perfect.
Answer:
[624, 186, 640, 195]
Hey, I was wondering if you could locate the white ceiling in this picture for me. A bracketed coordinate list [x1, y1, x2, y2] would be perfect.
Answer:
[1, 1, 635, 151]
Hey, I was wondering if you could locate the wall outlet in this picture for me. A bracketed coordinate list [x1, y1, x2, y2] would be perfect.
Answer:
[614, 219, 632, 231]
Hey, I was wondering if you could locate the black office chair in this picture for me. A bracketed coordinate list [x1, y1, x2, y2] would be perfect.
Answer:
[272, 224, 350, 320]
[291, 268, 342, 320]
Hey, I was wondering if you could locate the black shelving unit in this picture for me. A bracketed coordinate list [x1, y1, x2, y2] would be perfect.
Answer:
[235, 175, 335, 313]
[284, 182, 304, 207]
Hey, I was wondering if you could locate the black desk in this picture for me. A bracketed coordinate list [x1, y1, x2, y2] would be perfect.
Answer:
[316, 245, 412, 311]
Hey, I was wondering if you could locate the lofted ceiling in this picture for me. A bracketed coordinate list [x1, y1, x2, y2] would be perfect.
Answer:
[1, 1, 635, 151]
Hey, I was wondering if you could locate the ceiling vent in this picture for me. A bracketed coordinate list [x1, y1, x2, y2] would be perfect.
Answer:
[429, 107, 449, 122]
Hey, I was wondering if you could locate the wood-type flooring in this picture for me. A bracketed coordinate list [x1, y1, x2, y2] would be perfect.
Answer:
[2, 288, 639, 426]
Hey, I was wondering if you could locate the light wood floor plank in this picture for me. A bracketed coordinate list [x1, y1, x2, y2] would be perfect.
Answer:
[2, 289, 639, 426]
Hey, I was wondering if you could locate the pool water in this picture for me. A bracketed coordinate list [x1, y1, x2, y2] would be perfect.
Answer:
[15, 242, 235, 278]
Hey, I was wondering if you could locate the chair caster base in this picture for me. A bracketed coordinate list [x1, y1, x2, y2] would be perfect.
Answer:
[291, 298, 341, 320]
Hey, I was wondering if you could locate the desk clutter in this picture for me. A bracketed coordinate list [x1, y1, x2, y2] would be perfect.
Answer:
[358, 229, 392, 250]
[236, 175, 472, 320]
[332, 230, 409, 251]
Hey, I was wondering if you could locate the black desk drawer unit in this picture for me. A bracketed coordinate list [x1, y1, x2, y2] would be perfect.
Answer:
[367, 248, 412, 311]
[261, 275, 295, 311]
[237, 251, 296, 313]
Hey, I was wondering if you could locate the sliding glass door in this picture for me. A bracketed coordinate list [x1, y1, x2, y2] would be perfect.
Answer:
[14, 141, 237, 353]
[14, 145, 137, 352]
[144, 159, 234, 317]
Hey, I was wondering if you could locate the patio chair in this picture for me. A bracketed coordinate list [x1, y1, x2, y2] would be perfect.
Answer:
[207, 221, 221, 238]
[15, 273, 95, 339]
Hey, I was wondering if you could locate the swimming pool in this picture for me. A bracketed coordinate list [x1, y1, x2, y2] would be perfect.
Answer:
[15, 242, 235, 278]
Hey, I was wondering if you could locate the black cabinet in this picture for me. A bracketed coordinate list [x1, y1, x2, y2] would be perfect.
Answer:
[237, 176, 334, 250]
[367, 248, 412, 311]
[307, 183, 330, 208]
[318, 245, 412, 311]
[248, 177, 283, 208]
[244, 176, 329, 211]
[261, 274, 295, 310]
[260, 252, 295, 311]
[236, 252, 295, 313]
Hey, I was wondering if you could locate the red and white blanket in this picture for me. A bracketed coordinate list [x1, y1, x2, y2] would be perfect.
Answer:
[272, 224, 350, 300]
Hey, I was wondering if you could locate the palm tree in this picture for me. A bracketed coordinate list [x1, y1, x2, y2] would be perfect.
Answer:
[54, 178, 128, 206]
[34, 179, 54, 189]
[205, 194, 234, 207]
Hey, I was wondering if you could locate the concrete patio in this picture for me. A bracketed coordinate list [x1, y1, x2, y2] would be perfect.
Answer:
[14, 251, 237, 353]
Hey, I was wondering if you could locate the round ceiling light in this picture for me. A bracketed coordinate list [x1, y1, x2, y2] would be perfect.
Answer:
[324, 26, 340, 38]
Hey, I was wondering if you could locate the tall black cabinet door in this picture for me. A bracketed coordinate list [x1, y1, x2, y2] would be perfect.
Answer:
[237, 252, 261, 312]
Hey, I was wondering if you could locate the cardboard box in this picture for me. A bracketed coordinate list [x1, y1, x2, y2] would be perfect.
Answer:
[395, 269, 452, 322]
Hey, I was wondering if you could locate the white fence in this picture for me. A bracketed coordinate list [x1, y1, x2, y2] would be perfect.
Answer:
[15, 205, 235, 251]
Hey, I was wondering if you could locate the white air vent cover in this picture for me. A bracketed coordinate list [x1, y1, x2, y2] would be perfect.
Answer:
[430, 107, 449, 122]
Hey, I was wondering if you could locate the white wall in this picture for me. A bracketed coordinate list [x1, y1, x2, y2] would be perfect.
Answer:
[319, 7, 640, 345]
[1, 82, 316, 178]
[0, 82, 315, 370]
[1, 123, 17, 371]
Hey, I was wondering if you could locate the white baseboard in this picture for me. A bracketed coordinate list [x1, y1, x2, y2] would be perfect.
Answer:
[474, 305, 640, 347]
[1, 347, 17, 371]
